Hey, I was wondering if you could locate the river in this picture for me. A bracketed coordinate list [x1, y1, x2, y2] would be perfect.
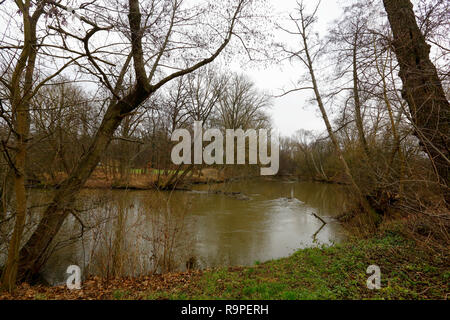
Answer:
[30, 178, 348, 285]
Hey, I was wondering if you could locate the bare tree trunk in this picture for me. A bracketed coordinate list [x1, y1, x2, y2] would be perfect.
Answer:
[112, 196, 126, 277]
[290, 2, 375, 217]
[0, 171, 12, 219]
[310, 151, 327, 181]
[17, 96, 145, 281]
[1, 2, 41, 291]
[307, 55, 370, 214]
[383, 0, 450, 204]
[16, 0, 244, 281]
[374, 42, 406, 195]
[2, 134, 28, 291]
[352, 42, 370, 158]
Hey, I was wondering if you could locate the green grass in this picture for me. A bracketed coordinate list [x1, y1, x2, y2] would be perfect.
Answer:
[145, 232, 448, 300]
[4, 230, 446, 300]
[112, 289, 131, 300]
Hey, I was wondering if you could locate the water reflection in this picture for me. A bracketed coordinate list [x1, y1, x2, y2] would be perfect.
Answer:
[35, 179, 347, 285]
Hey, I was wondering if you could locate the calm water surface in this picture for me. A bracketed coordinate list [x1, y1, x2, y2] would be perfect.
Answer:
[34, 179, 348, 284]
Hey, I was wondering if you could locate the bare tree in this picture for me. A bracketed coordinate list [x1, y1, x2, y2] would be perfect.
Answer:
[277, 1, 375, 216]
[328, 2, 373, 159]
[1, 0, 51, 291]
[383, 0, 450, 204]
[12, 0, 265, 282]
[216, 73, 271, 130]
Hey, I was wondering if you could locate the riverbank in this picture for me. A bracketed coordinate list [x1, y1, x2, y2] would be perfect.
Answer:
[31, 168, 258, 190]
[1, 226, 447, 300]
[31, 169, 348, 192]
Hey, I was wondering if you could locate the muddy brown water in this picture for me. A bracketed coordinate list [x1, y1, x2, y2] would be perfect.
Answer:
[24, 179, 348, 285]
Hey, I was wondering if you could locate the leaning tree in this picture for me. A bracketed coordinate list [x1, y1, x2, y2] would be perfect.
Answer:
[0, 0, 270, 286]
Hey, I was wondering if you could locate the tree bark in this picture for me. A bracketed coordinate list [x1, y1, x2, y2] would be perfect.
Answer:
[16, 0, 243, 282]
[17, 91, 148, 282]
[383, 0, 450, 203]
[0, 1, 41, 291]
[352, 40, 370, 158]
[297, 8, 375, 218]
[374, 42, 406, 195]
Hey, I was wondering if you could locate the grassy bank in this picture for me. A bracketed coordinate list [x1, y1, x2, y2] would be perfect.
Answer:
[1, 230, 448, 300]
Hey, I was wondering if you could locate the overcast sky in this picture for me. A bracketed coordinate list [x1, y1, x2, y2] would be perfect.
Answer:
[239, 0, 344, 137]
[0, 0, 344, 138]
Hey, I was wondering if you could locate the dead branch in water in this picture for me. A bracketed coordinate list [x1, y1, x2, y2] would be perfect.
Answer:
[311, 212, 327, 225]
